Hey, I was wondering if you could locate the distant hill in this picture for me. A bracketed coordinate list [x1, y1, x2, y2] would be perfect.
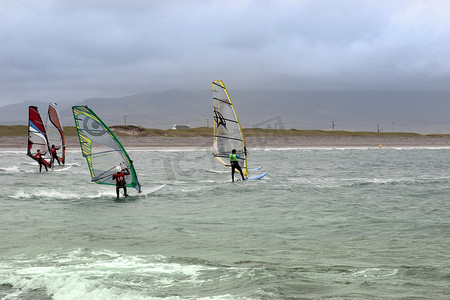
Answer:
[1, 89, 450, 133]
[0, 100, 54, 125]
[0, 90, 211, 129]
[65, 90, 211, 129]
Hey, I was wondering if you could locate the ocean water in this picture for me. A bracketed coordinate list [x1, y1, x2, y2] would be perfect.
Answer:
[1, 147, 450, 299]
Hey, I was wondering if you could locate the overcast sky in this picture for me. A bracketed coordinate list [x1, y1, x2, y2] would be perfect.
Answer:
[1, 0, 450, 107]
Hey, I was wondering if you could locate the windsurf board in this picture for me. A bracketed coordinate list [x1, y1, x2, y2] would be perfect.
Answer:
[130, 184, 166, 197]
[248, 172, 268, 180]
[235, 172, 268, 181]
[248, 166, 262, 171]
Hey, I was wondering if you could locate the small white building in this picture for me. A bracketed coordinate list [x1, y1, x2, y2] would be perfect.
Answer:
[172, 124, 190, 130]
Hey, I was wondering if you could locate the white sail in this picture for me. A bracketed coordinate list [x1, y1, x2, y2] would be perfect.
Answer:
[212, 80, 248, 177]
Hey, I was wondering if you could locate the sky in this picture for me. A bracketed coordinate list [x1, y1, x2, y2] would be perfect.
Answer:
[1, 0, 450, 107]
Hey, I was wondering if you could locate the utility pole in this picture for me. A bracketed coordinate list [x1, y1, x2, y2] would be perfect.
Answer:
[123, 115, 127, 126]
[377, 123, 380, 133]
[332, 121, 335, 131]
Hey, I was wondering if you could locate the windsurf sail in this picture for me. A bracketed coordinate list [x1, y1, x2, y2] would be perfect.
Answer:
[72, 106, 141, 192]
[27, 106, 52, 167]
[46, 102, 66, 165]
[212, 80, 248, 177]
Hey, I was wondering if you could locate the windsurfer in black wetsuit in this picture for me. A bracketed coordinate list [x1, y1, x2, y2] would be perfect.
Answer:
[50, 145, 61, 166]
[34, 149, 48, 172]
[228, 149, 246, 182]
[112, 165, 130, 198]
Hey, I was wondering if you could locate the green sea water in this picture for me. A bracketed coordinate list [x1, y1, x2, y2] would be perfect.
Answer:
[1, 147, 450, 299]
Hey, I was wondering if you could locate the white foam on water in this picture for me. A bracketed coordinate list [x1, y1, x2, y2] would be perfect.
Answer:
[347, 267, 399, 278]
[10, 188, 83, 200]
[9, 188, 120, 200]
[10, 190, 33, 199]
[0, 165, 21, 173]
[0, 248, 246, 300]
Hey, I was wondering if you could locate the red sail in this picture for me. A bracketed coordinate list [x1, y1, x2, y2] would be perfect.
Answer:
[47, 103, 66, 165]
[28, 106, 52, 167]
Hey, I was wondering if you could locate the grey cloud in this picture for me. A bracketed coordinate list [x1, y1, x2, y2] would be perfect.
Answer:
[0, 0, 450, 106]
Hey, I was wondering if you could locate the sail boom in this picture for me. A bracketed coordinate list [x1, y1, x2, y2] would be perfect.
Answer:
[214, 154, 244, 159]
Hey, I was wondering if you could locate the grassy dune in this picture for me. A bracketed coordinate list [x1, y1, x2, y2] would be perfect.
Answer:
[2, 125, 449, 138]
[0, 126, 28, 137]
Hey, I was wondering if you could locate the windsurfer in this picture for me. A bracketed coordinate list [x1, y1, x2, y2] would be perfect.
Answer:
[229, 149, 246, 182]
[51, 144, 61, 166]
[34, 149, 48, 172]
[112, 165, 130, 198]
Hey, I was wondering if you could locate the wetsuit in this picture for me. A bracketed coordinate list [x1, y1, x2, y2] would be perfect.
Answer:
[112, 168, 130, 198]
[34, 152, 48, 172]
[51, 146, 61, 166]
[229, 153, 245, 182]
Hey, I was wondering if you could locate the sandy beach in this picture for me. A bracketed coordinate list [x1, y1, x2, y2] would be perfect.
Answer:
[2, 135, 450, 150]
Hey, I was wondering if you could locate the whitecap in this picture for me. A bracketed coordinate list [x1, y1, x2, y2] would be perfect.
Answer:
[348, 267, 399, 278]
[0, 249, 225, 300]
[0, 166, 21, 173]
[10, 188, 83, 200]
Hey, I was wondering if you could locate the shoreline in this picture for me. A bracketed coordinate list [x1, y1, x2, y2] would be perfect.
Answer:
[2, 135, 450, 150]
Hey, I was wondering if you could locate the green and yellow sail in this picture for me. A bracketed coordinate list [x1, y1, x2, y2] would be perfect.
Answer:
[72, 106, 141, 192]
